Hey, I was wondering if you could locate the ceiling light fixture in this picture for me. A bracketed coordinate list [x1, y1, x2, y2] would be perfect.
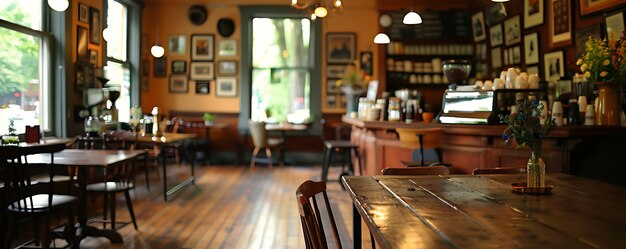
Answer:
[403, 11, 422, 25]
[150, 27, 165, 58]
[47, 0, 69, 12]
[373, 33, 390, 44]
[491, 0, 510, 2]
[291, 0, 343, 20]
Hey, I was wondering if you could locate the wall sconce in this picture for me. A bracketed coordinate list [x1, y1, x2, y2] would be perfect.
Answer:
[47, 0, 69, 12]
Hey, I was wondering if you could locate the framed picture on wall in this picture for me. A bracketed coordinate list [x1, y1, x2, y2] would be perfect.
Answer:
[218, 60, 237, 75]
[527, 66, 539, 75]
[491, 47, 502, 69]
[575, 24, 602, 58]
[168, 35, 187, 56]
[79, 3, 89, 23]
[504, 15, 521, 46]
[489, 24, 503, 47]
[512, 46, 522, 64]
[89, 49, 98, 66]
[191, 34, 214, 61]
[524, 33, 540, 65]
[326, 33, 356, 63]
[524, 0, 544, 28]
[75, 62, 94, 90]
[326, 64, 347, 78]
[326, 95, 337, 109]
[472, 12, 486, 42]
[171, 60, 187, 74]
[153, 57, 167, 77]
[326, 79, 341, 94]
[195, 81, 210, 94]
[485, 3, 507, 26]
[549, 0, 572, 48]
[543, 50, 565, 81]
[360, 51, 373, 76]
[77, 26, 89, 63]
[580, 0, 626, 16]
[604, 11, 625, 45]
[216, 77, 238, 97]
[218, 40, 237, 57]
[89, 7, 101, 45]
[190, 61, 214, 80]
[169, 74, 189, 93]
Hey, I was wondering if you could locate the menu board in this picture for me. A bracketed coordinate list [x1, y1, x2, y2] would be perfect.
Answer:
[386, 10, 471, 40]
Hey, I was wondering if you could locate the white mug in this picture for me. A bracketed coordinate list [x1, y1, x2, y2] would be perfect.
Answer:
[482, 80, 493, 90]
[493, 78, 505, 90]
[585, 104, 595, 126]
[552, 101, 564, 126]
[528, 74, 540, 89]
[474, 80, 484, 89]
[578, 96, 588, 113]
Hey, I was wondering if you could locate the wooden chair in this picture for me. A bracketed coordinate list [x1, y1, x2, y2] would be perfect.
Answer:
[248, 120, 282, 169]
[472, 167, 527, 175]
[381, 166, 450, 175]
[395, 128, 449, 167]
[296, 180, 342, 249]
[81, 131, 142, 230]
[0, 143, 78, 249]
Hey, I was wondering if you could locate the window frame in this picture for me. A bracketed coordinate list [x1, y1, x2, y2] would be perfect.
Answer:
[239, 6, 322, 134]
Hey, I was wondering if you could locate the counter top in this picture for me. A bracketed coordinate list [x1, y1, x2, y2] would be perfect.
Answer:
[342, 116, 626, 138]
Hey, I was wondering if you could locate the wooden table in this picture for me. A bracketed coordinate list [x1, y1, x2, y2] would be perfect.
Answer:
[27, 149, 147, 244]
[265, 123, 307, 165]
[342, 174, 626, 249]
[182, 121, 228, 165]
[126, 132, 197, 201]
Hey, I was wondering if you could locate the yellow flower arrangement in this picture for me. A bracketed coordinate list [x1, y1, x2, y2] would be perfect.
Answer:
[336, 61, 369, 90]
[576, 28, 626, 83]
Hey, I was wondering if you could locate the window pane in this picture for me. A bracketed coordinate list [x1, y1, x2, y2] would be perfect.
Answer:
[0, 27, 41, 134]
[106, 0, 127, 61]
[252, 18, 310, 68]
[104, 61, 130, 122]
[251, 69, 310, 123]
[0, 0, 42, 31]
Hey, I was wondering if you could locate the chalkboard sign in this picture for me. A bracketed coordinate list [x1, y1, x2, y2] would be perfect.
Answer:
[385, 10, 471, 40]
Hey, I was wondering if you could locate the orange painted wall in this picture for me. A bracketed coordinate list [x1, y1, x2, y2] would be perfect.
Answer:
[141, 0, 379, 116]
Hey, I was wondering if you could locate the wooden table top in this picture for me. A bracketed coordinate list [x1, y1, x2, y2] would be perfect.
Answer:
[265, 123, 308, 131]
[342, 174, 626, 249]
[26, 149, 146, 167]
[124, 132, 196, 144]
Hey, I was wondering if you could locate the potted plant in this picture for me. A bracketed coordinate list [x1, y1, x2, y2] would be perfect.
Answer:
[2, 119, 19, 145]
[337, 62, 369, 115]
[202, 113, 215, 126]
[576, 28, 626, 125]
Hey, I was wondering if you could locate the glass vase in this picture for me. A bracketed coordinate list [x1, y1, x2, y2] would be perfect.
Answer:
[527, 151, 545, 188]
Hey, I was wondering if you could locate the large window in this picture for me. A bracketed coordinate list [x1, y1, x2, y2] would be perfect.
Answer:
[0, 0, 48, 135]
[104, 0, 130, 122]
[250, 18, 311, 123]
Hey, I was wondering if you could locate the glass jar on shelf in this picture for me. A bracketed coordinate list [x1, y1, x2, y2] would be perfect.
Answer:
[388, 97, 401, 122]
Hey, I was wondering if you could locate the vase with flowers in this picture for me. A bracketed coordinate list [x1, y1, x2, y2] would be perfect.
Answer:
[500, 99, 556, 188]
[577, 28, 626, 125]
[337, 62, 369, 115]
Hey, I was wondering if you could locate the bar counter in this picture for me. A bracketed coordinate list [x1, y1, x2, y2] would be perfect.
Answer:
[343, 116, 626, 186]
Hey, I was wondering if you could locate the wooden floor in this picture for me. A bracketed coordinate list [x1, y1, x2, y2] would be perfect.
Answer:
[70, 164, 372, 249]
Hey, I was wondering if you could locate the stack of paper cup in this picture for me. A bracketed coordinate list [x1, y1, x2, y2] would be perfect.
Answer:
[584, 105, 595, 126]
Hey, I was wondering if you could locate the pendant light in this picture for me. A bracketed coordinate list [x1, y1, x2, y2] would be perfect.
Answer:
[47, 0, 69, 12]
[491, 0, 510, 2]
[373, 33, 390, 44]
[150, 27, 165, 58]
[403, 11, 422, 25]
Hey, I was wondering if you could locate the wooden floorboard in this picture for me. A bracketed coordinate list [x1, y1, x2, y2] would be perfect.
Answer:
[9, 163, 374, 249]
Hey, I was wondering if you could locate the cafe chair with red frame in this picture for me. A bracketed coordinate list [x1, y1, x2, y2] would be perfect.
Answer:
[296, 180, 342, 249]
[472, 167, 527, 175]
[0, 143, 78, 249]
[381, 165, 450, 175]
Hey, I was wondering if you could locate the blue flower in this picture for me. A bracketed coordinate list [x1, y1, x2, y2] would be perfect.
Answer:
[532, 99, 539, 106]
[502, 133, 509, 141]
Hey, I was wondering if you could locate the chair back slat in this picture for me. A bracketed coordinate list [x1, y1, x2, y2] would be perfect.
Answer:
[296, 180, 342, 249]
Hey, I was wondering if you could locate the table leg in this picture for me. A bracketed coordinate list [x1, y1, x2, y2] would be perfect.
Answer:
[353, 204, 362, 249]
[279, 131, 286, 165]
[76, 167, 123, 243]
[163, 139, 197, 201]
[162, 145, 168, 201]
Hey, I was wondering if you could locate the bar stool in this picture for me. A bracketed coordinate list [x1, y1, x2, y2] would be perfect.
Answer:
[321, 140, 362, 181]
[395, 127, 449, 167]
